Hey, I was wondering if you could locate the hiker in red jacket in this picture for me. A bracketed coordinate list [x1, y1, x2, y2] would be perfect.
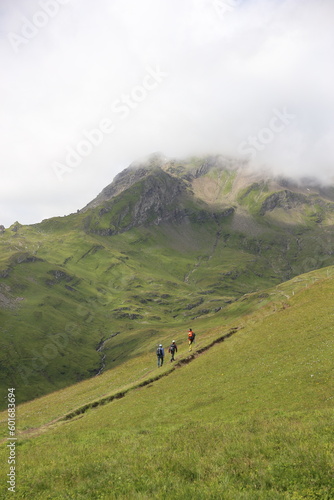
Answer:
[188, 328, 196, 351]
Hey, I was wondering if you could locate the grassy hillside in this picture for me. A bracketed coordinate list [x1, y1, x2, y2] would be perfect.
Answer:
[0, 266, 333, 499]
[2, 158, 334, 408]
[0, 212, 257, 407]
[2, 210, 334, 408]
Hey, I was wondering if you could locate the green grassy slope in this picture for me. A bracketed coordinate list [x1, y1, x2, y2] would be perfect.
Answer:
[2, 159, 334, 408]
[2, 205, 334, 408]
[0, 266, 333, 499]
[0, 212, 245, 404]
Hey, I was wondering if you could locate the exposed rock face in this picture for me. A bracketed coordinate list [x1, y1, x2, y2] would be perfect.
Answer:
[10, 222, 22, 232]
[129, 169, 187, 226]
[9, 253, 44, 265]
[85, 165, 235, 236]
[82, 153, 169, 211]
[83, 166, 152, 211]
[82, 154, 241, 210]
[87, 169, 188, 235]
[46, 270, 75, 286]
[259, 191, 309, 215]
[0, 284, 24, 310]
[81, 153, 334, 237]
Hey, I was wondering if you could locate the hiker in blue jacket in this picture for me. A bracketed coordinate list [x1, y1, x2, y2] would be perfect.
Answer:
[156, 344, 164, 367]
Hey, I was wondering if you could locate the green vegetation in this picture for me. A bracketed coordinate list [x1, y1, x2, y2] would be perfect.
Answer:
[237, 182, 270, 215]
[0, 266, 333, 498]
[1, 158, 334, 497]
[2, 159, 334, 407]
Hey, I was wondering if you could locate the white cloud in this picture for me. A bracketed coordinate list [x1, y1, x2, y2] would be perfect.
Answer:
[1, 0, 334, 226]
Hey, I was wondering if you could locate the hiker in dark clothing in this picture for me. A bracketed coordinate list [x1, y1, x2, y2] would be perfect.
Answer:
[168, 340, 178, 362]
[188, 328, 196, 351]
[156, 344, 164, 367]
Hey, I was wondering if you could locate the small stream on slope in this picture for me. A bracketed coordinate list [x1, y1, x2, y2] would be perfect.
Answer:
[95, 332, 121, 376]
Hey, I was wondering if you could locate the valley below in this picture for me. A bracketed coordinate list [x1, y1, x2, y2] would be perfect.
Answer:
[1, 155, 334, 498]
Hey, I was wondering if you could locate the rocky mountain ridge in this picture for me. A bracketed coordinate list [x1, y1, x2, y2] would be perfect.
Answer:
[80, 153, 334, 236]
[82, 154, 248, 210]
[84, 153, 334, 208]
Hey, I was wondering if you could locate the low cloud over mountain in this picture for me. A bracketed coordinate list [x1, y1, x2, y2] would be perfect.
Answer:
[1, 0, 333, 226]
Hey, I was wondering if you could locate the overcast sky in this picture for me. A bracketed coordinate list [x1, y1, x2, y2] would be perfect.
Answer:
[1, 0, 333, 227]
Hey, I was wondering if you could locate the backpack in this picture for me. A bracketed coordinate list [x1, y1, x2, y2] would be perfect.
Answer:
[188, 331, 195, 341]
[169, 344, 176, 353]
[157, 347, 163, 357]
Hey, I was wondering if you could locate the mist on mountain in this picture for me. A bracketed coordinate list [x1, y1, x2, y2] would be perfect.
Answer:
[1, 0, 334, 227]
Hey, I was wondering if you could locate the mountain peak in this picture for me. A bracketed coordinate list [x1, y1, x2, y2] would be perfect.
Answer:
[82, 153, 246, 212]
[82, 153, 169, 212]
[81, 153, 334, 237]
[129, 151, 169, 169]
